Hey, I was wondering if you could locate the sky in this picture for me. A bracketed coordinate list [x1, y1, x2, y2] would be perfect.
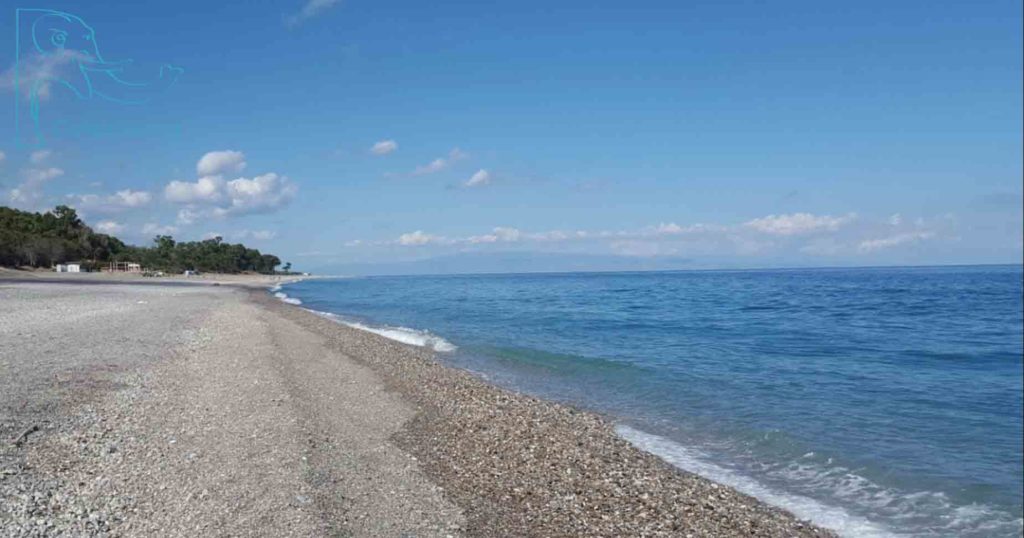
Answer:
[0, 0, 1021, 274]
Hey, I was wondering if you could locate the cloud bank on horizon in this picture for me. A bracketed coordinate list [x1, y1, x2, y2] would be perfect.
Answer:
[342, 211, 956, 261]
[0, 137, 1018, 270]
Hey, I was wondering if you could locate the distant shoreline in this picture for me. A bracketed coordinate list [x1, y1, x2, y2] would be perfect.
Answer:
[0, 267, 308, 288]
[266, 262, 1023, 280]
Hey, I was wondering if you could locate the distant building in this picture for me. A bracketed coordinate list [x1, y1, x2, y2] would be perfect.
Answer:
[55, 263, 83, 273]
[108, 261, 142, 273]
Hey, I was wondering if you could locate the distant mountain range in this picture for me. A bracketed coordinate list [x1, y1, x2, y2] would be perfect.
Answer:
[314, 251, 697, 276]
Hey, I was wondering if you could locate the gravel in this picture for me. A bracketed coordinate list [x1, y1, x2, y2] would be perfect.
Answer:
[1, 282, 461, 537]
[1, 280, 835, 537]
[257, 291, 837, 538]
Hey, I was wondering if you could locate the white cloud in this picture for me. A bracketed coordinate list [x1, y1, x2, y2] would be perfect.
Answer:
[196, 150, 246, 176]
[646, 222, 725, 236]
[371, 140, 398, 155]
[142, 223, 178, 236]
[0, 50, 88, 101]
[21, 166, 64, 184]
[372, 212, 949, 260]
[235, 229, 278, 241]
[94, 220, 125, 235]
[165, 152, 297, 219]
[114, 190, 151, 207]
[165, 176, 225, 204]
[414, 158, 447, 175]
[398, 230, 444, 246]
[285, 0, 342, 28]
[29, 150, 52, 164]
[0, 151, 5, 163]
[176, 208, 199, 225]
[530, 230, 571, 242]
[464, 169, 491, 188]
[494, 227, 522, 241]
[654, 222, 683, 234]
[468, 227, 522, 244]
[214, 173, 297, 217]
[72, 189, 152, 213]
[413, 147, 468, 175]
[202, 231, 223, 240]
[858, 231, 934, 253]
[8, 166, 64, 208]
[888, 213, 902, 226]
[744, 212, 856, 236]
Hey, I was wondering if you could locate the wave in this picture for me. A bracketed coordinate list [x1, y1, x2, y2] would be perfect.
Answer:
[307, 309, 457, 353]
[273, 291, 302, 305]
[618, 425, 894, 537]
[616, 425, 1022, 538]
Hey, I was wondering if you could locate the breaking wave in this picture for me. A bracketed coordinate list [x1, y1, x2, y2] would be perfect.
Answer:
[273, 291, 302, 305]
[307, 309, 457, 353]
[616, 425, 1023, 538]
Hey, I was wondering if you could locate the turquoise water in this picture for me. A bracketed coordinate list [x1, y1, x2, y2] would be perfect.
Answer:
[276, 265, 1023, 537]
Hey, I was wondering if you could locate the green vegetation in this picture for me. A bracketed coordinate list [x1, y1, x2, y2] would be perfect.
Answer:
[1, 205, 283, 274]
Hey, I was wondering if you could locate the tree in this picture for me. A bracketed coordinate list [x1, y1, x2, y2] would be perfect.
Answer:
[1, 205, 283, 273]
[283, 262, 292, 273]
[52, 205, 82, 234]
[261, 254, 281, 273]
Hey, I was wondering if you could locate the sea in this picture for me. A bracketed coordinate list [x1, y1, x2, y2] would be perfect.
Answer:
[272, 265, 1023, 537]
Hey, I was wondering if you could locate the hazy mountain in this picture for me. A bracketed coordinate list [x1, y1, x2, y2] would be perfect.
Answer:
[313, 251, 696, 276]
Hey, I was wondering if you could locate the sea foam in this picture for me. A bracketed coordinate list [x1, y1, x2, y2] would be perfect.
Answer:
[616, 425, 1023, 538]
[273, 291, 302, 305]
[307, 310, 456, 353]
[615, 425, 894, 538]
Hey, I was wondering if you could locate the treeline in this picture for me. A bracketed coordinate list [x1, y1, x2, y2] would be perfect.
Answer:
[0, 205, 125, 268]
[121, 235, 282, 274]
[0, 205, 283, 274]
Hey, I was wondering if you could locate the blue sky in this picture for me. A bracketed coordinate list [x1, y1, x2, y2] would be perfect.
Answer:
[1, 0, 1021, 273]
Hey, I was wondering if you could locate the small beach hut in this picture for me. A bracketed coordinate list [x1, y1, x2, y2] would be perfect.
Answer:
[108, 261, 142, 273]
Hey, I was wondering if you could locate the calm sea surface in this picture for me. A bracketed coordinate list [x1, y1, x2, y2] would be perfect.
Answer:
[277, 265, 1023, 537]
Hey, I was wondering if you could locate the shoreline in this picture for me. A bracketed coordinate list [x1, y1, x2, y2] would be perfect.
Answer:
[270, 284, 893, 537]
[1, 279, 834, 536]
[254, 287, 836, 536]
[0, 266, 309, 288]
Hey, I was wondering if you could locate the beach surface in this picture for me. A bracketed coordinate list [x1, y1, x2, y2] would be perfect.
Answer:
[0, 278, 833, 537]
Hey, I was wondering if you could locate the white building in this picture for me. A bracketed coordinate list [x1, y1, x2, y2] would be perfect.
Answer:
[55, 263, 82, 273]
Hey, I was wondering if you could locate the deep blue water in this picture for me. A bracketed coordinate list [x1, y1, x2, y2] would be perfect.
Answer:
[276, 265, 1023, 537]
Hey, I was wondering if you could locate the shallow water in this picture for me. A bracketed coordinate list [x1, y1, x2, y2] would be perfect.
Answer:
[279, 265, 1023, 537]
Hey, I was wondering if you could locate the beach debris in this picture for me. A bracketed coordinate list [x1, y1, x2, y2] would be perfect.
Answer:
[11, 424, 40, 447]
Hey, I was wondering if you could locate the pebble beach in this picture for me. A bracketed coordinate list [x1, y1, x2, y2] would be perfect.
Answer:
[0, 277, 833, 537]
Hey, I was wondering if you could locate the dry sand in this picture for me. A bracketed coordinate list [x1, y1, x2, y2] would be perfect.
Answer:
[0, 279, 834, 537]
